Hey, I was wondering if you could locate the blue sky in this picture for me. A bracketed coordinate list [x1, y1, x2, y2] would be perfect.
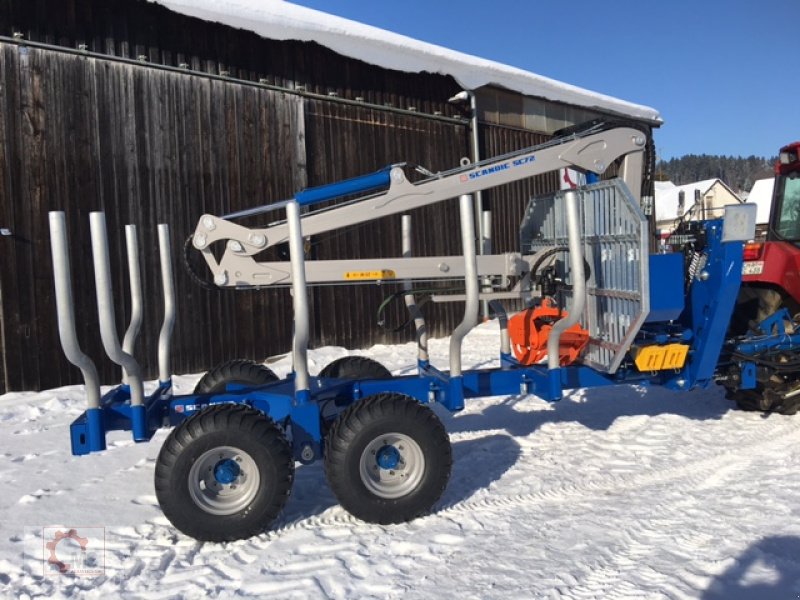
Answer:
[289, 0, 798, 160]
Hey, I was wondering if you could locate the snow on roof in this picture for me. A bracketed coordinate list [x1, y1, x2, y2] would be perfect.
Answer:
[149, 0, 662, 123]
[746, 178, 775, 224]
[655, 179, 728, 223]
[654, 180, 676, 191]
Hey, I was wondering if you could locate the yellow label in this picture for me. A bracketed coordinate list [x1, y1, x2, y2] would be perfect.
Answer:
[632, 343, 689, 372]
[343, 269, 397, 281]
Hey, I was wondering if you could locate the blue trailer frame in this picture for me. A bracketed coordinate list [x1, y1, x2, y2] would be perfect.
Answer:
[49, 122, 799, 541]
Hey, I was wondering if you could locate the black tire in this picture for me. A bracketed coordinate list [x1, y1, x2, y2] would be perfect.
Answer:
[728, 288, 799, 415]
[318, 356, 392, 380]
[324, 393, 451, 524]
[154, 404, 294, 542]
[194, 359, 278, 394]
[729, 386, 800, 416]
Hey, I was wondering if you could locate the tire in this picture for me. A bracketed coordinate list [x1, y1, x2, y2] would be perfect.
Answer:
[324, 393, 451, 524]
[729, 385, 800, 416]
[318, 356, 392, 380]
[194, 359, 278, 394]
[154, 404, 294, 542]
[728, 289, 799, 415]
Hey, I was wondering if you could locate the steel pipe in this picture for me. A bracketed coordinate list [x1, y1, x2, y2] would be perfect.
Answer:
[121, 225, 143, 383]
[402, 215, 429, 363]
[48, 212, 101, 409]
[286, 200, 310, 396]
[89, 212, 145, 406]
[449, 194, 479, 377]
[547, 190, 587, 369]
[157, 224, 176, 382]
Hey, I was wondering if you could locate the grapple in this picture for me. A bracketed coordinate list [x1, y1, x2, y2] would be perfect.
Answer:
[508, 298, 589, 366]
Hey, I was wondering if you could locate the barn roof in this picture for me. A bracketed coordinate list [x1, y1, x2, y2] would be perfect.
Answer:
[149, 0, 662, 124]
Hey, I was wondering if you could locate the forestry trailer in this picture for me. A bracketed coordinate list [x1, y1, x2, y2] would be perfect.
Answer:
[49, 121, 800, 542]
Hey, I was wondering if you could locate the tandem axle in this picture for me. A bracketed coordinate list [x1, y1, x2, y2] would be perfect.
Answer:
[50, 121, 799, 541]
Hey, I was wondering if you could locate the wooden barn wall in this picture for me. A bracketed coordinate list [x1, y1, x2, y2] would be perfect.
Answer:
[0, 0, 465, 118]
[302, 100, 470, 350]
[0, 43, 483, 392]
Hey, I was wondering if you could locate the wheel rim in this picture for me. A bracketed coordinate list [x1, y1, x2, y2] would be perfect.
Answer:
[188, 446, 261, 516]
[359, 433, 425, 500]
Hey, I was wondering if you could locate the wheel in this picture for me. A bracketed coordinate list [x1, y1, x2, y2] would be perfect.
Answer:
[727, 288, 800, 415]
[319, 356, 392, 380]
[728, 383, 800, 416]
[324, 393, 451, 524]
[154, 404, 294, 542]
[194, 359, 278, 394]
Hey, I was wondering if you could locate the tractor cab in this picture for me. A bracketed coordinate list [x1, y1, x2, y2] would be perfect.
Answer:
[770, 142, 800, 243]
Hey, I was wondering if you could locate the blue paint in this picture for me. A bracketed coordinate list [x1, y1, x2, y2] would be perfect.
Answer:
[131, 405, 147, 441]
[214, 458, 240, 484]
[376, 445, 401, 470]
[295, 167, 392, 206]
[65, 207, 796, 459]
[646, 253, 685, 322]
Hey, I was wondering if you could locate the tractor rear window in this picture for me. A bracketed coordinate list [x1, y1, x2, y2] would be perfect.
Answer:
[776, 175, 800, 241]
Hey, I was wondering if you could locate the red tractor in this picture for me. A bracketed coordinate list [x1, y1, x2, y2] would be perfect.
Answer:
[730, 142, 800, 412]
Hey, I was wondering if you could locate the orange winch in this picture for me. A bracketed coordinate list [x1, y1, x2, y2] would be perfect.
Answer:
[508, 298, 590, 366]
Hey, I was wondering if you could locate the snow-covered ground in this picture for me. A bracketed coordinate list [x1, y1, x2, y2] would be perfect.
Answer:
[2, 322, 800, 599]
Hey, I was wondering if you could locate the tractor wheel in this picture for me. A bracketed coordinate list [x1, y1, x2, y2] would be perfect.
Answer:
[728, 287, 799, 415]
[154, 404, 294, 542]
[194, 359, 278, 394]
[728, 384, 800, 416]
[324, 393, 451, 524]
[318, 356, 392, 380]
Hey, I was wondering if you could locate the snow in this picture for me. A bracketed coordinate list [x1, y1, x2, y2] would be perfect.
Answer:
[654, 178, 736, 224]
[747, 178, 775, 225]
[148, 0, 661, 123]
[3, 321, 800, 598]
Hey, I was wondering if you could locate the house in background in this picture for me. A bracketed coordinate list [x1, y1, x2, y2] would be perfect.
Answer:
[655, 178, 742, 238]
[744, 178, 775, 239]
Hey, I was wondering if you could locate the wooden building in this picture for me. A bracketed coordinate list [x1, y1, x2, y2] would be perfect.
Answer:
[0, 0, 661, 392]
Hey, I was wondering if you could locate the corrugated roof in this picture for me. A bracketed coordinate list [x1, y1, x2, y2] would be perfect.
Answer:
[149, 0, 662, 123]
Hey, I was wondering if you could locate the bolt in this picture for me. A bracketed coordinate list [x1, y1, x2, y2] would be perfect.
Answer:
[633, 135, 646, 147]
[698, 270, 710, 281]
[227, 240, 244, 252]
[248, 233, 266, 248]
[202, 216, 217, 231]
[214, 271, 228, 286]
[193, 233, 208, 249]
[390, 169, 405, 184]
[300, 444, 315, 462]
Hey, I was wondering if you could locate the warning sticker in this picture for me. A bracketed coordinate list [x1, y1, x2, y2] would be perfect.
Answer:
[344, 270, 397, 281]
